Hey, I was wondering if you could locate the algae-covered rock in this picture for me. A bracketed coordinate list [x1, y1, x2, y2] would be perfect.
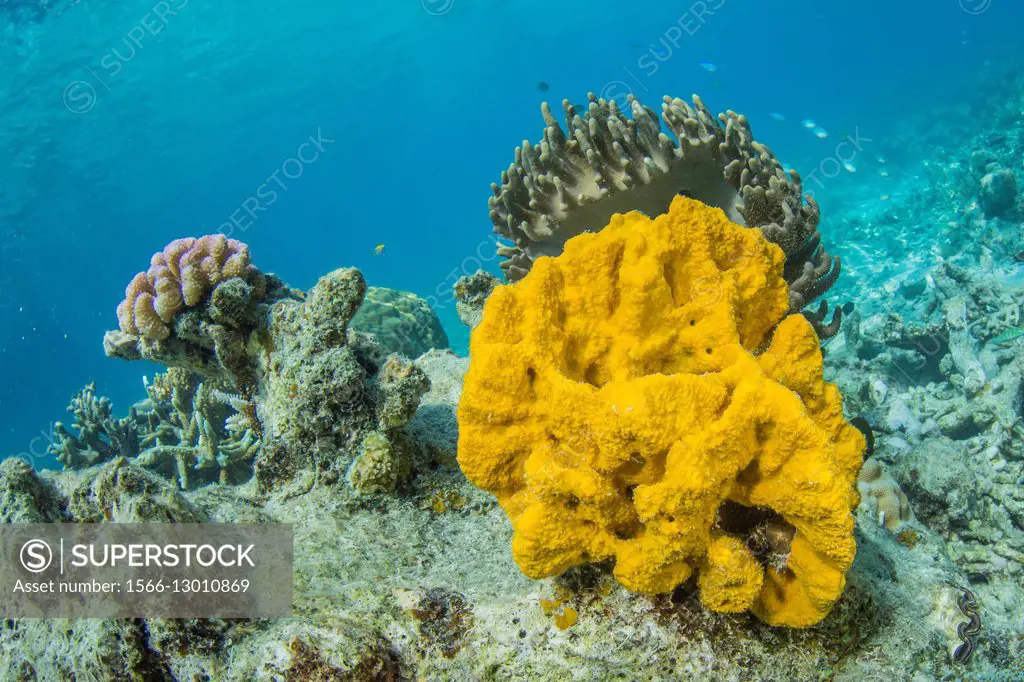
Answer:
[257, 269, 430, 494]
[346, 430, 409, 494]
[453, 270, 501, 329]
[979, 168, 1018, 218]
[350, 286, 449, 358]
[0, 458, 65, 523]
[64, 457, 205, 524]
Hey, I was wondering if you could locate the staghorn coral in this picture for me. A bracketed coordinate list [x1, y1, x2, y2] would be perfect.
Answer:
[458, 197, 864, 627]
[134, 374, 262, 490]
[49, 382, 140, 468]
[350, 286, 449, 358]
[47, 373, 261, 489]
[488, 93, 842, 334]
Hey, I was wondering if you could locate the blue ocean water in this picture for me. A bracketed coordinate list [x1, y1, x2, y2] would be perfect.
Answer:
[0, 0, 1021, 468]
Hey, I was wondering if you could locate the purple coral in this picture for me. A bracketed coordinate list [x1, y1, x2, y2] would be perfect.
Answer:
[116, 235, 258, 341]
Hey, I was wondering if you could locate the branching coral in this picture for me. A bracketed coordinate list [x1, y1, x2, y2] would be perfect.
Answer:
[49, 383, 140, 468]
[49, 374, 261, 489]
[489, 93, 842, 335]
[458, 197, 864, 627]
[135, 371, 262, 489]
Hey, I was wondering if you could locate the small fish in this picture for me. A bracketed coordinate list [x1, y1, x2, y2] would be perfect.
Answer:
[373, 244, 386, 256]
[537, 81, 550, 92]
[813, 127, 829, 139]
[801, 119, 816, 129]
[849, 417, 874, 458]
[877, 155, 887, 164]
[843, 161, 856, 173]
[842, 301, 855, 315]
[880, 194, 890, 201]
[992, 328, 1024, 345]
[879, 170, 889, 178]
[698, 61, 717, 72]
[769, 112, 786, 121]
[1014, 249, 1024, 263]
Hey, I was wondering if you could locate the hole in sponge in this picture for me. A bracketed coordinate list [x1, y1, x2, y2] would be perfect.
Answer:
[715, 500, 795, 572]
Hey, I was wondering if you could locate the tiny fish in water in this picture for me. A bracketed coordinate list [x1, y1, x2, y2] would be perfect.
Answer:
[843, 161, 856, 173]
[1013, 249, 1024, 262]
[373, 244, 386, 256]
[841, 301, 855, 315]
[698, 61, 717, 72]
[537, 81, 550, 92]
[801, 119, 817, 129]
[813, 127, 829, 139]
[769, 112, 786, 121]
[992, 328, 1024, 344]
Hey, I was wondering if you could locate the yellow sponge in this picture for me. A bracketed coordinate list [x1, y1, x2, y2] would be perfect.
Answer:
[457, 197, 864, 627]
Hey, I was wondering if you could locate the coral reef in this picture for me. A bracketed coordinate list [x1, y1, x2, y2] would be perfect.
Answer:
[104, 239, 435, 496]
[488, 93, 842, 333]
[350, 286, 449, 358]
[2, 349, 1019, 679]
[458, 197, 864, 627]
[7, 62, 1024, 682]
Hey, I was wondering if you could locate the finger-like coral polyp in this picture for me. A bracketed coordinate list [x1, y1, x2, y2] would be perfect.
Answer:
[457, 196, 864, 627]
[117, 235, 255, 341]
